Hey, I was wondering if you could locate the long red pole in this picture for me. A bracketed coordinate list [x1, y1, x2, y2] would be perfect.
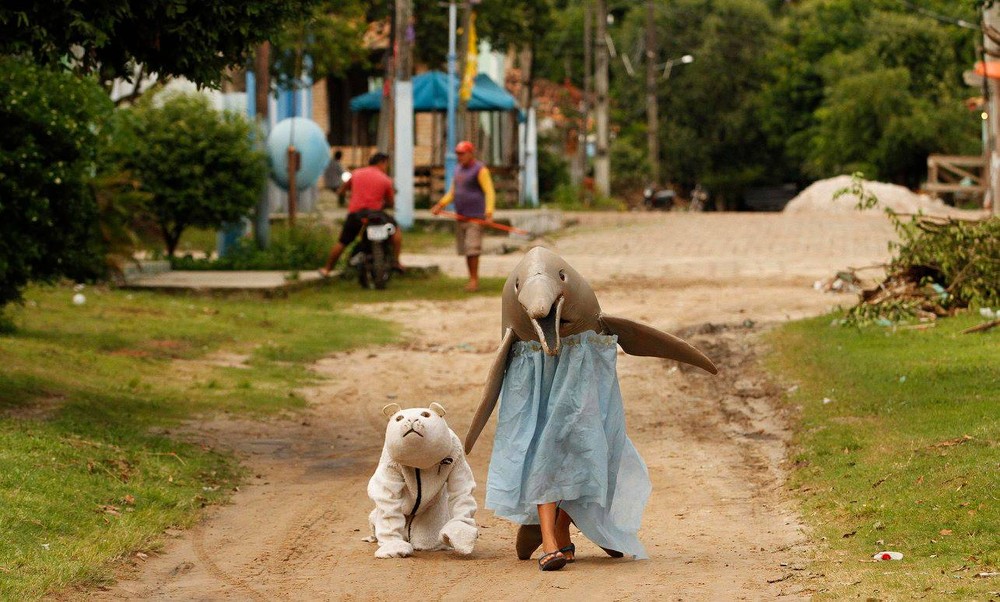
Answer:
[435, 210, 532, 236]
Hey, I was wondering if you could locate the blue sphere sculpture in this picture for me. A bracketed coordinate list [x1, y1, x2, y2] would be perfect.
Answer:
[266, 117, 330, 191]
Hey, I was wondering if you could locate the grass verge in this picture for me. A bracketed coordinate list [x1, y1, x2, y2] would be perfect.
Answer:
[0, 274, 502, 598]
[767, 313, 999, 600]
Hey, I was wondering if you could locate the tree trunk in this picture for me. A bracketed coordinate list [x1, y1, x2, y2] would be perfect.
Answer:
[594, 0, 610, 198]
[645, 0, 659, 187]
[985, 4, 1000, 215]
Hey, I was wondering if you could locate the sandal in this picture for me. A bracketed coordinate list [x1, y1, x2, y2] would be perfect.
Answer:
[538, 550, 567, 572]
[559, 542, 576, 563]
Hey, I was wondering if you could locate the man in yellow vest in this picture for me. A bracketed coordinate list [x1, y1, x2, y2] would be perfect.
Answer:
[431, 141, 496, 292]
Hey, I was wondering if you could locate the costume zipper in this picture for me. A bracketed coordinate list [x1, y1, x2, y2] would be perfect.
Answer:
[405, 468, 422, 542]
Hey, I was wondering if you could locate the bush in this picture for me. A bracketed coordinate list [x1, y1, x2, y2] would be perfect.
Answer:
[0, 58, 112, 311]
[536, 142, 570, 202]
[171, 220, 332, 271]
[113, 93, 266, 256]
[839, 176, 1000, 325]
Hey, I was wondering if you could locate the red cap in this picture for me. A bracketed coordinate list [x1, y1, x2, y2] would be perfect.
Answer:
[455, 141, 475, 154]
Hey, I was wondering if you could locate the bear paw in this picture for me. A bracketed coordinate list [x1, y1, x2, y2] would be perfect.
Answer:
[374, 540, 413, 559]
[440, 520, 478, 555]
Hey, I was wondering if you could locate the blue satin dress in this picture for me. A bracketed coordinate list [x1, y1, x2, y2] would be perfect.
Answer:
[484, 330, 651, 559]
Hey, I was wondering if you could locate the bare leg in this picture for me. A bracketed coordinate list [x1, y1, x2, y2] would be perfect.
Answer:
[391, 230, 403, 269]
[465, 255, 479, 291]
[321, 242, 346, 275]
[555, 507, 574, 560]
[538, 502, 561, 554]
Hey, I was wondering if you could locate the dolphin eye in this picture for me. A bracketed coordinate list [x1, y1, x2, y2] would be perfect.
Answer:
[559, 269, 567, 282]
[421, 411, 431, 418]
[395, 415, 403, 422]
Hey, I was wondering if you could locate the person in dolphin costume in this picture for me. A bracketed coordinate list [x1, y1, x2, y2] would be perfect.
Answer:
[465, 246, 718, 571]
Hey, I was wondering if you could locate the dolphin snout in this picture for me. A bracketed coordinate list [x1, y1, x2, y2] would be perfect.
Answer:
[519, 275, 562, 317]
[519, 275, 564, 356]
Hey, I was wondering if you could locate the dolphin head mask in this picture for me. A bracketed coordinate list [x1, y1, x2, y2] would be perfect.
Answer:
[502, 247, 602, 356]
[466, 246, 719, 454]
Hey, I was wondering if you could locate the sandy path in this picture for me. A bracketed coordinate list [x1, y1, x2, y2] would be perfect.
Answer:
[89, 212, 896, 600]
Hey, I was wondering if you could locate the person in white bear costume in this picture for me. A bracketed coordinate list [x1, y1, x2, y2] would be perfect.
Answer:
[365, 402, 478, 558]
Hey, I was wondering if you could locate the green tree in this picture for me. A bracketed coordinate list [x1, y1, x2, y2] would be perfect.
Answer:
[114, 94, 266, 257]
[0, 58, 112, 315]
[607, 0, 777, 207]
[758, 0, 979, 187]
[0, 1, 322, 87]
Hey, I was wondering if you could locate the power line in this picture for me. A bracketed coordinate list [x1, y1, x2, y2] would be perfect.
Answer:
[896, 0, 979, 30]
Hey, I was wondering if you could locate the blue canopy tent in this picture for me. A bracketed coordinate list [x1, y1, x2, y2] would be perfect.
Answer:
[348, 70, 523, 204]
[349, 71, 518, 113]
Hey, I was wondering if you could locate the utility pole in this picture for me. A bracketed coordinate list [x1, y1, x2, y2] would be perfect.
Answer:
[575, 0, 592, 193]
[645, 0, 659, 187]
[253, 42, 271, 248]
[986, 4, 1000, 215]
[376, 8, 396, 153]
[445, 1, 458, 191]
[455, 0, 473, 142]
[394, 0, 415, 228]
[594, 0, 610, 198]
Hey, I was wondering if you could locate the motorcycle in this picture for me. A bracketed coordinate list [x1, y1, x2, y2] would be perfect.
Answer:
[642, 186, 677, 210]
[347, 209, 396, 290]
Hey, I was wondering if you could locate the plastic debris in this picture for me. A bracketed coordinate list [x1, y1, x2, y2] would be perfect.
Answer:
[822, 397, 833, 404]
[72, 293, 86, 306]
[873, 551, 903, 561]
[980, 307, 997, 319]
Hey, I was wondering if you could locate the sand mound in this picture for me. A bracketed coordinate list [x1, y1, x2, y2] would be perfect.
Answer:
[783, 175, 977, 217]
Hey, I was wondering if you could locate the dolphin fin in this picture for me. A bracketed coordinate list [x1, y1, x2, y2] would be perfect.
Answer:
[600, 314, 718, 375]
[464, 327, 517, 454]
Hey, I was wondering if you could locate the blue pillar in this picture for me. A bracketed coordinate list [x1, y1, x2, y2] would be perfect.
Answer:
[445, 1, 458, 193]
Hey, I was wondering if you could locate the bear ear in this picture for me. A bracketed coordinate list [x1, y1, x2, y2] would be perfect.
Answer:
[382, 403, 401, 417]
[429, 402, 446, 417]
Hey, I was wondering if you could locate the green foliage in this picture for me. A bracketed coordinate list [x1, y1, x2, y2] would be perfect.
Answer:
[768, 313, 999, 598]
[0, 57, 112, 311]
[888, 217, 1000, 309]
[271, 0, 371, 87]
[838, 174, 999, 325]
[761, 0, 979, 186]
[583, 0, 980, 196]
[0, 282, 403, 597]
[607, 0, 777, 206]
[536, 139, 570, 201]
[0, 1, 322, 87]
[112, 94, 266, 257]
[172, 220, 332, 270]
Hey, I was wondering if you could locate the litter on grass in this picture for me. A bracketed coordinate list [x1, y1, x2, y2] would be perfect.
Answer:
[873, 551, 903, 561]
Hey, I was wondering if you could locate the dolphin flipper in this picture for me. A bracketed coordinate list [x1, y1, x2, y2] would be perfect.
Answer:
[600, 314, 718, 375]
[465, 328, 517, 454]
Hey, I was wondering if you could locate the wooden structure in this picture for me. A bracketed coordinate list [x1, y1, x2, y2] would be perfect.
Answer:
[925, 155, 987, 202]
[330, 144, 520, 205]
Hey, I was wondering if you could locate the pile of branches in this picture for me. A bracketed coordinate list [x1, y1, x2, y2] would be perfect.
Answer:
[844, 214, 999, 326]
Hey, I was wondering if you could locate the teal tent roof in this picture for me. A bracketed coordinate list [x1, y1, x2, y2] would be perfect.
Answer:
[350, 71, 518, 112]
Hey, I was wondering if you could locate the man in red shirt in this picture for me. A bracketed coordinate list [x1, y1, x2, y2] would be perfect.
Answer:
[319, 152, 404, 276]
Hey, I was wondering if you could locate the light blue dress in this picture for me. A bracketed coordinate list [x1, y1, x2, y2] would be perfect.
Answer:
[485, 330, 651, 559]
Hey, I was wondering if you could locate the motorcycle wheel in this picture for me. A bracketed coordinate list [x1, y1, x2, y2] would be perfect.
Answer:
[370, 242, 390, 290]
[355, 251, 374, 289]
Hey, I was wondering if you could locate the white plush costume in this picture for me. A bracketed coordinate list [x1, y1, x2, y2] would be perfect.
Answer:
[366, 403, 478, 558]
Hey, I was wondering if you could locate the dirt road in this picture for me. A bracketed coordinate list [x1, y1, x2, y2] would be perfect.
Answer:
[92, 212, 896, 600]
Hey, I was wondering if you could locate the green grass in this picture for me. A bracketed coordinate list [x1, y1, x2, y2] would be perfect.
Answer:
[767, 313, 999, 600]
[0, 274, 502, 599]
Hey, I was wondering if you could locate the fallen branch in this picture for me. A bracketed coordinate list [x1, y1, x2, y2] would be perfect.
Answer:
[962, 319, 1000, 334]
